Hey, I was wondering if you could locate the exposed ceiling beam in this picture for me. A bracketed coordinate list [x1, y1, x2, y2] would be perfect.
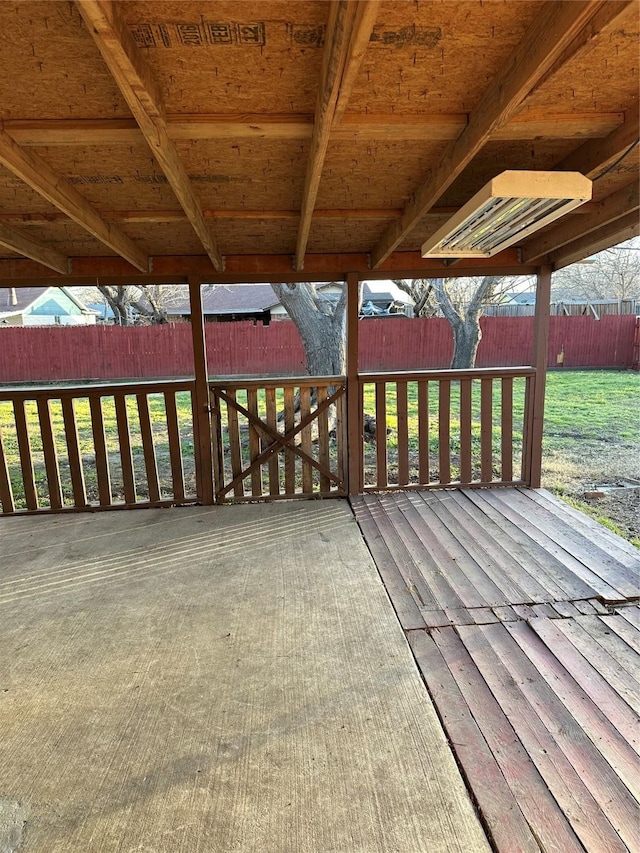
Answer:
[294, 1, 377, 270]
[76, 0, 223, 271]
[2, 111, 624, 146]
[551, 211, 640, 269]
[0, 128, 148, 271]
[535, 0, 636, 90]
[0, 223, 69, 274]
[555, 101, 640, 178]
[332, 2, 380, 125]
[370, 0, 610, 269]
[0, 204, 598, 228]
[521, 182, 640, 263]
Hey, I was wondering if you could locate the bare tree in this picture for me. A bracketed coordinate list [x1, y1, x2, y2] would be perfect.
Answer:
[393, 276, 508, 368]
[97, 284, 172, 325]
[392, 278, 436, 317]
[270, 282, 362, 376]
[552, 238, 640, 302]
[433, 276, 502, 368]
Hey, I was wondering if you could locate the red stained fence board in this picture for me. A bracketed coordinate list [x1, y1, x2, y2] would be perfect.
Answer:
[0, 315, 637, 383]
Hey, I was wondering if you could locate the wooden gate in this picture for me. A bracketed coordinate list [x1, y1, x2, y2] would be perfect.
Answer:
[209, 376, 348, 502]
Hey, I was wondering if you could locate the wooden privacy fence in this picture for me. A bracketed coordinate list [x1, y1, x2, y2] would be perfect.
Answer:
[210, 376, 347, 502]
[359, 368, 535, 492]
[0, 315, 637, 383]
[0, 380, 199, 514]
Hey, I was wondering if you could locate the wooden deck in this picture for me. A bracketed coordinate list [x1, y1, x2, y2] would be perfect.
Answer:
[352, 488, 640, 853]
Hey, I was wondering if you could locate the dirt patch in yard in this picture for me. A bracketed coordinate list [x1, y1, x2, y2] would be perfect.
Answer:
[542, 440, 640, 545]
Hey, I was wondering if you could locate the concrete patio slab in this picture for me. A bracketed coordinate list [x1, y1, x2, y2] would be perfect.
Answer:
[0, 501, 489, 853]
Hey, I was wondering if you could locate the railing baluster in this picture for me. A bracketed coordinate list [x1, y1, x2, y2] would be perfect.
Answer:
[375, 381, 387, 488]
[396, 381, 409, 485]
[37, 397, 62, 509]
[336, 387, 348, 488]
[481, 378, 494, 483]
[13, 400, 38, 510]
[317, 385, 330, 494]
[417, 380, 429, 485]
[438, 380, 451, 485]
[501, 376, 514, 482]
[89, 395, 112, 507]
[0, 422, 15, 513]
[459, 378, 472, 484]
[114, 394, 136, 505]
[137, 393, 160, 503]
[300, 386, 313, 493]
[247, 388, 262, 497]
[164, 390, 186, 503]
[265, 386, 280, 496]
[209, 388, 225, 501]
[284, 385, 296, 494]
[225, 390, 244, 497]
[61, 397, 87, 508]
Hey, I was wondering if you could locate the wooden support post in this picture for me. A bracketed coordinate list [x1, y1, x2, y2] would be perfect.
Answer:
[189, 275, 214, 504]
[346, 271, 362, 495]
[528, 265, 552, 489]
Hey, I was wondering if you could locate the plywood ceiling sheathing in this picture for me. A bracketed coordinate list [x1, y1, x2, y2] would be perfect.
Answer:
[371, 0, 627, 268]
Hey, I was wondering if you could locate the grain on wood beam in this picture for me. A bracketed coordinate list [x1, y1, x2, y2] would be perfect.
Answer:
[535, 1, 636, 91]
[2, 111, 624, 146]
[370, 0, 607, 268]
[76, 0, 223, 271]
[555, 101, 640, 178]
[0, 128, 148, 271]
[551, 211, 640, 269]
[0, 223, 69, 274]
[521, 182, 640, 263]
[295, 1, 377, 271]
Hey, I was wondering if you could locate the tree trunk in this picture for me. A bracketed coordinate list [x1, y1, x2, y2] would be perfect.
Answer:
[450, 314, 482, 369]
[270, 282, 348, 376]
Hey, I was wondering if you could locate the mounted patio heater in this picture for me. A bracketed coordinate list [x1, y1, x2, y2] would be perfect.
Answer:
[421, 170, 592, 258]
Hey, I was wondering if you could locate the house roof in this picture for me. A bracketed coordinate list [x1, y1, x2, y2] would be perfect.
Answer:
[0, 286, 90, 317]
[0, 1, 637, 285]
[167, 284, 281, 316]
[164, 282, 407, 316]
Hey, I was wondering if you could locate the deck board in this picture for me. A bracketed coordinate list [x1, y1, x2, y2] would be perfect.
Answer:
[352, 487, 640, 853]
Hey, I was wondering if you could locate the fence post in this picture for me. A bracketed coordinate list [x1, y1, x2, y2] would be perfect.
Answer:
[528, 265, 552, 489]
[346, 271, 362, 495]
[189, 275, 214, 505]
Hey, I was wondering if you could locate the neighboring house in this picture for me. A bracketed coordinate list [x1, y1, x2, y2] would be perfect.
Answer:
[164, 283, 410, 324]
[0, 287, 96, 326]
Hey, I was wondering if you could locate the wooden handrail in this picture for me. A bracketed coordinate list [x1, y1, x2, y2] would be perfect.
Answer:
[0, 378, 195, 401]
[360, 367, 535, 383]
[209, 375, 346, 390]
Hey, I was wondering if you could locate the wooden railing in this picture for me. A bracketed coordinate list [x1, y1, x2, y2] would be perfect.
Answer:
[359, 367, 536, 492]
[0, 367, 538, 515]
[0, 380, 198, 514]
[209, 376, 347, 502]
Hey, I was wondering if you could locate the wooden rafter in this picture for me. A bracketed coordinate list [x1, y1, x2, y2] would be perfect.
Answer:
[0, 223, 69, 274]
[556, 101, 640, 178]
[76, 0, 223, 271]
[2, 111, 624, 147]
[294, 0, 378, 271]
[0, 204, 598, 229]
[522, 182, 640, 263]
[0, 128, 148, 272]
[552, 211, 640, 269]
[370, 0, 611, 269]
